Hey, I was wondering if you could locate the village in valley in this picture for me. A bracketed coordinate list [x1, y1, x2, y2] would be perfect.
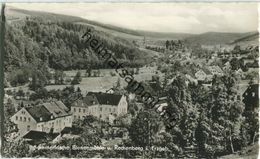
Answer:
[2, 4, 259, 158]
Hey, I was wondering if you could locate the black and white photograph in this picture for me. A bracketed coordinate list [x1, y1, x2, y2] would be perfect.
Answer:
[1, 2, 259, 158]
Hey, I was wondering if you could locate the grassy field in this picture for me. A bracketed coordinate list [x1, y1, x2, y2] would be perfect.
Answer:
[47, 67, 162, 95]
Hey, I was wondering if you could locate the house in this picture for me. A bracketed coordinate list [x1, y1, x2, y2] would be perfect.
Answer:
[195, 70, 208, 81]
[208, 66, 223, 76]
[247, 60, 259, 73]
[223, 61, 231, 71]
[243, 58, 255, 65]
[185, 74, 198, 84]
[235, 68, 244, 79]
[10, 101, 72, 136]
[71, 92, 128, 123]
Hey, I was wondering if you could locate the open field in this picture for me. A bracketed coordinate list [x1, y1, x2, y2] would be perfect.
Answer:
[47, 67, 163, 95]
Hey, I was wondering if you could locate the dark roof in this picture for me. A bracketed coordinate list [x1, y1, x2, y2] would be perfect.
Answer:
[87, 92, 122, 106]
[23, 130, 59, 140]
[83, 95, 99, 106]
[26, 105, 52, 122]
[201, 68, 212, 75]
[72, 95, 99, 107]
[61, 127, 73, 135]
[26, 101, 71, 122]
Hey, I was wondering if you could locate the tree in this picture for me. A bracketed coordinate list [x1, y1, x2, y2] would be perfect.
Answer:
[71, 71, 82, 85]
[166, 40, 170, 49]
[16, 88, 25, 98]
[114, 78, 121, 90]
[29, 73, 38, 91]
[129, 110, 163, 148]
[85, 65, 92, 77]
[54, 70, 65, 84]
[135, 67, 140, 74]
[3, 140, 30, 158]
[230, 58, 240, 71]
[200, 75, 245, 157]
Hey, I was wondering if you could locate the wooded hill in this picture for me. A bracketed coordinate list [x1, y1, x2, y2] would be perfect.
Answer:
[5, 8, 152, 73]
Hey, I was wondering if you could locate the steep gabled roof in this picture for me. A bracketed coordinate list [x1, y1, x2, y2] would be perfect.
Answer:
[72, 95, 99, 107]
[26, 101, 71, 122]
[87, 92, 122, 106]
[83, 95, 99, 106]
[201, 68, 212, 75]
[26, 105, 52, 122]
[43, 101, 70, 118]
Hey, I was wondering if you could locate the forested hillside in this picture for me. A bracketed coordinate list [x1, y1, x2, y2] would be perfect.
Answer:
[4, 13, 152, 86]
[6, 16, 149, 70]
[185, 32, 256, 45]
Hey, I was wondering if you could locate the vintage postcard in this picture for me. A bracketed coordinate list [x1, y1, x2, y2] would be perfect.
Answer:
[1, 2, 259, 158]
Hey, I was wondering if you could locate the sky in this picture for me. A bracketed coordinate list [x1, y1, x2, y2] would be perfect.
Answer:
[7, 3, 259, 34]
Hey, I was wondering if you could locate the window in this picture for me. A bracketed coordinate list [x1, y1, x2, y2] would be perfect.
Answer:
[74, 115, 76, 119]
[27, 125, 30, 131]
[74, 108, 76, 112]
[16, 116, 18, 120]
[20, 117, 22, 121]
[79, 108, 81, 113]
[100, 107, 102, 112]
[24, 117, 26, 122]
[28, 117, 30, 122]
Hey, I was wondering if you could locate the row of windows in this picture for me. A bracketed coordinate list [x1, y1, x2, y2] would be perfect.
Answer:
[16, 116, 31, 122]
[74, 108, 87, 113]
[73, 107, 117, 113]
[119, 108, 127, 113]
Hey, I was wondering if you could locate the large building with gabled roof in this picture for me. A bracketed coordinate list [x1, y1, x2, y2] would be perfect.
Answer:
[10, 101, 72, 136]
[71, 92, 128, 123]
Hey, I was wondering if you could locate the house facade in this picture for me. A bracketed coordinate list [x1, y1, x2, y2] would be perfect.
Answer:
[71, 92, 128, 123]
[195, 70, 207, 81]
[10, 101, 72, 136]
[208, 66, 223, 76]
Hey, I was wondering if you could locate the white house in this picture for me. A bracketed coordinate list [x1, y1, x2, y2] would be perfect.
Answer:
[10, 101, 72, 136]
[71, 92, 128, 124]
[208, 66, 223, 76]
[195, 70, 207, 81]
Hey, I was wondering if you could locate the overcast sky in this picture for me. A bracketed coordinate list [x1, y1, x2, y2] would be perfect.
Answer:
[7, 3, 259, 34]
